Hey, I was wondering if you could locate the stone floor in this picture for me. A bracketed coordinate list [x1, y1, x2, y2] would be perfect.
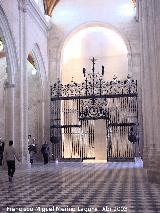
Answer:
[0, 159, 160, 213]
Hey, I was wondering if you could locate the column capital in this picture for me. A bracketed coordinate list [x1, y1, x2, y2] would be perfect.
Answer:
[18, 0, 28, 12]
[4, 81, 15, 89]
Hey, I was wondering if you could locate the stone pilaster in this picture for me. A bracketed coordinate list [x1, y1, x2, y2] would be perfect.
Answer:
[139, 0, 160, 183]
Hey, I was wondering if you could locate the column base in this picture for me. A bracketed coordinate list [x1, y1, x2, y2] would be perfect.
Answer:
[147, 170, 160, 184]
[83, 159, 107, 163]
[144, 148, 160, 184]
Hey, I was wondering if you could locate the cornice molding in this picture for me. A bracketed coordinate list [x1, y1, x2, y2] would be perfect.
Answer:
[28, 0, 49, 33]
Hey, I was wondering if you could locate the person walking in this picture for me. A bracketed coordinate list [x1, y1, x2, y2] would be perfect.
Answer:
[28, 142, 37, 165]
[41, 141, 50, 164]
[3, 140, 21, 182]
[0, 139, 4, 166]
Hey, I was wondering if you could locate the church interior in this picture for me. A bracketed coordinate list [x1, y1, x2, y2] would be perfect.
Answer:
[0, 0, 160, 212]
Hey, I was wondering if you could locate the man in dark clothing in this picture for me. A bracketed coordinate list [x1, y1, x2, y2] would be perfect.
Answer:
[4, 140, 20, 182]
[41, 142, 50, 164]
[0, 140, 4, 166]
[128, 127, 137, 143]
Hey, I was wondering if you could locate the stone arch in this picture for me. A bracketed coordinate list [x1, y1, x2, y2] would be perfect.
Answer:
[31, 43, 47, 90]
[0, 5, 18, 84]
[27, 43, 49, 149]
[0, 5, 18, 141]
[52, 22, 136, 161]
[57, 22, 133, 79]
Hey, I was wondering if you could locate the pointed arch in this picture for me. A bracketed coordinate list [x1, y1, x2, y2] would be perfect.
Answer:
[28, 43, 49, 144]
[31, 43, 47, 90]
[0, 5, 18, 84]
[0, 5, 18, 141]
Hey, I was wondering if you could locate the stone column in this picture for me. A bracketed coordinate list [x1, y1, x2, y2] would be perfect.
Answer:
[14, 0, 29, 164]
[4, 81, 15, 142]
[139, 0, 160, 183]
[94, 120, 107, 162]
[43, 81, 50, 143]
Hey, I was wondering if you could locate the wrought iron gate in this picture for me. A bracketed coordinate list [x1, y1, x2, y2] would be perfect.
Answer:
[50, 57, 139, 161]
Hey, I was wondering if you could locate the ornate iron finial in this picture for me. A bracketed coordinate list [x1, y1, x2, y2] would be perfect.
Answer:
[89, 57, 98, 78]
[83, 57, 104, 78]
[113, 75, 117, 81]
[83, 68, 86, 77]
[89, 57, 98, 64]
[51, 58, 137, 99]
[71, 77, 74, 82]
[127, 74, 132, 79]
[102, 65, 104, 75]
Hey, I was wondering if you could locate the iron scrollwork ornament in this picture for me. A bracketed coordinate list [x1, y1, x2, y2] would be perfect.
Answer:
[51, 57, 137, 100]
[50, 57, 138, 122]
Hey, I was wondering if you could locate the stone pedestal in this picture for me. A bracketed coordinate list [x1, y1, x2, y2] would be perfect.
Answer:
[94, 120, 107, 162]
[142, 145, 149, 169]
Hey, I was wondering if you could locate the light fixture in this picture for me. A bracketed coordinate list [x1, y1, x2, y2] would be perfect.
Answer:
[45, 15, 51, 22]
[131, 0, 136, 8]
[120, 2, 136, 17]
[31, 67, 37, 75]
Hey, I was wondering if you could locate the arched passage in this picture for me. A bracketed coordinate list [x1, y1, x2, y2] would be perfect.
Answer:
[51, 24, 140, 161]
[27, 44, 49, 161]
